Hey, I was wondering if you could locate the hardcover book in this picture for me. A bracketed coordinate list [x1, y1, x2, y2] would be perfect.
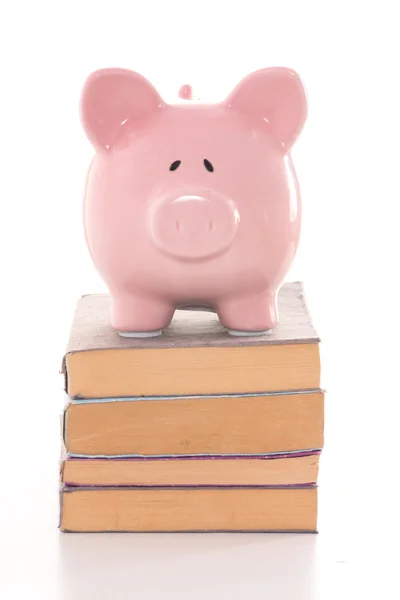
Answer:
[63, 282, 320, 398]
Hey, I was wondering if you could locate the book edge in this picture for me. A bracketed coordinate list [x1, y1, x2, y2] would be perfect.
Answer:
[62, 448, 322, 461]
[61, 483, 318, 492]
[66, 387, 324, 404]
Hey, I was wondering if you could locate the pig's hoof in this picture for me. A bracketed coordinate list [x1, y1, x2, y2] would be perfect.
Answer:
[118, 330, 162, 338]
[227, 329, 271, 337]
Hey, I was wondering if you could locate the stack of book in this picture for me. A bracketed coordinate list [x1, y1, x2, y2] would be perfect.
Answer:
[60, 282, 323, 532]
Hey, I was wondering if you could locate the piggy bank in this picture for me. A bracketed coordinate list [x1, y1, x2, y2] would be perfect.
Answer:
[81, 67, 307, 337]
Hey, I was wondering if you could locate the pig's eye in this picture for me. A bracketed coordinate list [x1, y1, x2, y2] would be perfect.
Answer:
[169, 160, 181, 171]
[204, 159, 214, 172]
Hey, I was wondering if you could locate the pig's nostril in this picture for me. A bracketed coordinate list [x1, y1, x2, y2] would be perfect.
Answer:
[175, 220, 181, 232]
[208, 220, 214, 232]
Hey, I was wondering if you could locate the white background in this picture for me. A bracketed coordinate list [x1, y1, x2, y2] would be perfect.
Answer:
[0, 1, 399, 598]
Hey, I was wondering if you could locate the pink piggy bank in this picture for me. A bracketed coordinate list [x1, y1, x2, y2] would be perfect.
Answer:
[81, 67, 307, 337]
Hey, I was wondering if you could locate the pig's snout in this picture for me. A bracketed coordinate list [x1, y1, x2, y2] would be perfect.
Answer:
[149, 191, 239, 259]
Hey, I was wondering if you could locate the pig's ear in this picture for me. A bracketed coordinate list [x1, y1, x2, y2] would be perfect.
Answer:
[225, 67, 307, 152]
[80, 68, 164, 150]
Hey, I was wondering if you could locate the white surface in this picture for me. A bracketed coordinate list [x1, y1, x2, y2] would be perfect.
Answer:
[1, 1, 400, 598]
[119, 330, 163, 338]
[227, 329, 271, 336]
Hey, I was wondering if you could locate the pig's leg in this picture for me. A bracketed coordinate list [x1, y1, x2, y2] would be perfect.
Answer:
[111, 293, 175, 337]
[217, 291, 278, 336]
